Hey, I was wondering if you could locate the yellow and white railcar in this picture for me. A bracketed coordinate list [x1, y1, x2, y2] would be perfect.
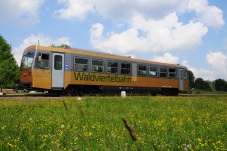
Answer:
[17, 45, 189, 95]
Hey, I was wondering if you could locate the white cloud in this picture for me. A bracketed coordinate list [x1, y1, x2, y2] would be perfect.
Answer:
[187, 0, 225, 28]
[90, 23, 104, 38]
[206, 52, 227, 79]
[193, 68, 215, 81]
[93, 0, 184, 20]
[0, 0, 44, 25]
[90, 23, 147, 54]
[152, 53, 179, 64]
[131, 13, 208, 52]
[182, 60, 216, 80]
[53, 0, 224, 28]
[89, 14, 208, 54]
[13, 34, 70, 65]
[93, 0, 224, 27]
[54, 0, 94, 20]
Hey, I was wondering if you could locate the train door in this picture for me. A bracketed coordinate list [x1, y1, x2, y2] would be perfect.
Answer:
[132, 62, 137, 81]
[179, 69, 184, 91]
[52, 53, 64, 89]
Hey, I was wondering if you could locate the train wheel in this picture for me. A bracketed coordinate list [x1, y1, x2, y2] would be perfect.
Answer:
[77, 87, 83, 96]
[171, 89, 178, 96]
[150, 92, 157, 96]
[161, 88, 171, 96]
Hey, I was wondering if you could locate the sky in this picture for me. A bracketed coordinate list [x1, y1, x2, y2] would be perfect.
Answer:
[0, 0, 227, 81]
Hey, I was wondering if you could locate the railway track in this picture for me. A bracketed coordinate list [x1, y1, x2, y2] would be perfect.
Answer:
[0, 93, 60, 98]
[0, 93, 227, 98]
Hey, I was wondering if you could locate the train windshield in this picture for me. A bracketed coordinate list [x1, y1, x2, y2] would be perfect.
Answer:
[20, 52, 35, 70]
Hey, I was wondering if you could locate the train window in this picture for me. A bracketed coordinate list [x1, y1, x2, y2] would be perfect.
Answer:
[121, 63, 131, 74]
[92, 59, 104, 72]
[138, 65, 147, 76]
[160, 68, 167, 77]
[107, 61, 118, 74]
[54, 55, 62, 70]
[21, 52, 35, 70]
[168, 68, 176, 77]
[74, 57, 88, 71]
[34, 53, 50, 69]
[149, 66, 158, 77]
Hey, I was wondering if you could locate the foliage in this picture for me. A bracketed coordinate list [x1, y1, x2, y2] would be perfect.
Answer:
[0, 35, 19, 88]
[0, 96, 227, 150]
[194, 78, 212, 91]
[188, 70, 195, 88]
[50, 44, 71, 49]
[186, 70, 227, 92]
[214, 79, 227, 91]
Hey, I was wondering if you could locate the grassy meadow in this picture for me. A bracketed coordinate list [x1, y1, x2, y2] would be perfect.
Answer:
[0, 96, 227, 150]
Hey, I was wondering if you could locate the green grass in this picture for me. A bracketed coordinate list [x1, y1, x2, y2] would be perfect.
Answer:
[0, 96, 227, 150]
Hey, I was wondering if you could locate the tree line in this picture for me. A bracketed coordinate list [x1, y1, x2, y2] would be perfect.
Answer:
[188, 71, 227, 92]
[0, 34, 227, 92]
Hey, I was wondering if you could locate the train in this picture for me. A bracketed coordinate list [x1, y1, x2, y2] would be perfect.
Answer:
[16, 45, 189, 96]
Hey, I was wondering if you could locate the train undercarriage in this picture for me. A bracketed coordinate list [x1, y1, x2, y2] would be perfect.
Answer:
[15, 82, 179, 96]
[63, 85, 179, 96]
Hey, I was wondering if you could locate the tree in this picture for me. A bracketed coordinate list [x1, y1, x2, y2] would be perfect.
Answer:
[214, 79, 227, 91]
[188, 70, 195, 88]
[194, 78, 212, 91]
[50, 44, 71, 49]
[0, 35, 19, 88]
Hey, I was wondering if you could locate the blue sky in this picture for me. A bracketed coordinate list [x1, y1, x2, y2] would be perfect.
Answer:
[0, 0, 227, 81]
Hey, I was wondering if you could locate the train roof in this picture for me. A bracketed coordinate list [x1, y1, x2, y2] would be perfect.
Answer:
[24, 45, 187, 68]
